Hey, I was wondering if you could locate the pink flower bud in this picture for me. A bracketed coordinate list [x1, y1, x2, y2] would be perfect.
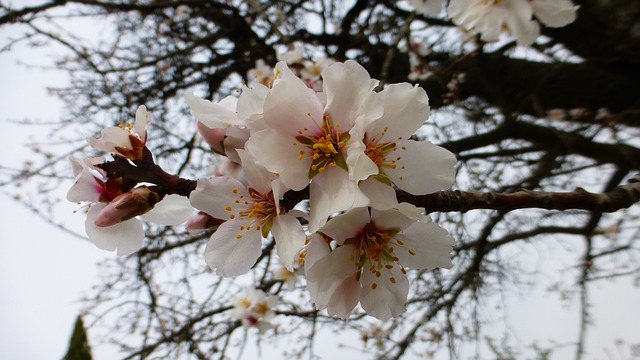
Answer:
[196, 120, 226, 155]
[185, 211, 224, 234]
[94, 186, 160, 227]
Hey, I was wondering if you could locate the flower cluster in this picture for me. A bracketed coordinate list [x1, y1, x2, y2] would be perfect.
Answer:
[187, 59, 457, 320]
[405, 0, 579, 46]
[69, 56, 457, 321]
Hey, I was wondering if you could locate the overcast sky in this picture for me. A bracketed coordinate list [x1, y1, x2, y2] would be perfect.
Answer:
[1, 6, 639, 360]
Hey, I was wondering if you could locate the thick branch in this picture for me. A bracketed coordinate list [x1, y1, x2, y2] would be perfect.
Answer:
[397, 175, 640, 214]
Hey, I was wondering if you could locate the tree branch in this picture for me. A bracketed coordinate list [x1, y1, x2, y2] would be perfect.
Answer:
[397, 175, 640, 214]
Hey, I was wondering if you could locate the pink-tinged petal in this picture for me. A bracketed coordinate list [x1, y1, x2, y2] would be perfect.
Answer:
[186, 92, 241, 129]
[386, 139, 456, 195]
[272, 215, 306, 271]
[67, 157, 104, 203]
[360, 263, 409, 321]
[371, 83, 430, 142]
[317, 206, 370, 244]
[308, 166, 369, 232]
[222, 126, 250, 163]
[134, 105, 151, 143]
[245, 129, 311, 191]
[263, 62, 324, 136]
[85, 204, 144, 256]
[395, 218, 454, 270]
[189, 177, 252, 220]
[531, 0, 578, 28]
[186, 211, 223, 234]
[204, 219, 263, 276]
[197, 120, 226, 154]
[322, 60, 382, 130]
[141, 194, 193, 225]
[326, 276, 361, 320]
[236, 149, 275, 195]
[306, 244, 357, 309]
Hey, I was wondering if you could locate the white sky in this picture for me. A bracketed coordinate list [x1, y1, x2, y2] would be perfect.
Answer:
[1, 5, 639, 360]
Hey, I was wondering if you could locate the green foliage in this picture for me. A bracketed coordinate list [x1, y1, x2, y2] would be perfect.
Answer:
[62, 316, 92, 360]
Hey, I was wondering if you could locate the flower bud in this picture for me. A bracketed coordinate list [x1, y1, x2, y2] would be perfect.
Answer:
[185, 211, 224, 234]
[196, 120, 226, 155]
[94, 186, 161, 227]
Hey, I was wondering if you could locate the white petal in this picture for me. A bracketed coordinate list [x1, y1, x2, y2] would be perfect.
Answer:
[358, 177, 399, 210]
[308, 166, 369, 232]
[238, 83, 269, 115]
[264, 62, 324, 136]
[372, 83, 430, 142]
[87, 127, 130, 153]
[370, 208, 416, 232]
[134, 105, 151, 142]
[306, 244, 357, 309]
[141, 194, 193, 225]
[189, 177, 252, 220]
[345, 130, 379, 182]
[186, 92, 241, 129]
[360, 262, 409, 320]
[359, 179, 429, 221]
[204, 219, 263, 276]
[236, 149, 275, 194]
[326, 277, 361, 319]
[322, 60, 382, 130]
[245, 129, 311, 191]
[387, 140, 456, 195]
[304, 233, 331, 276]
[85, 204, 144, 256]
[317, 206, 371, 243]
[531, 0, 578, 28]
[395, 218, 454, 270]
[272, 215, 306, 271]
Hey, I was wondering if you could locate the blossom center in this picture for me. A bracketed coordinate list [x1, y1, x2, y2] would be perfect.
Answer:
[346, 221, 401, 281]
[296, 115, 350, 177]
[241, 188, 279, 225]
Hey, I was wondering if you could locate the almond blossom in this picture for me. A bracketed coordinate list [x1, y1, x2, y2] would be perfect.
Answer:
[305, 207, 454, 320]
[245, 60, 378, 231]
[232, 286, 279, 333]
[87, 105, 151, 161]
[189, 150, 306, 276]
[67, 156, 192, 256]
[347, 82, 457, 196]
[447, 0, 578, 46]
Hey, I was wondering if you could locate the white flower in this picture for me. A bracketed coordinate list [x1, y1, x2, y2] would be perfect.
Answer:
[245, 60, 379, 231]
[447, 0, 578, 46]
[347, 82, 457, 196]
[232, 286, 279, 333]
[530, 0, 578, 28]
[87, 105, 151, 161]
[248, 59, 275, 87]
[305, 207, 454, 320]
[189, 150, 306, 276]
[67, 155, 192, 256]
